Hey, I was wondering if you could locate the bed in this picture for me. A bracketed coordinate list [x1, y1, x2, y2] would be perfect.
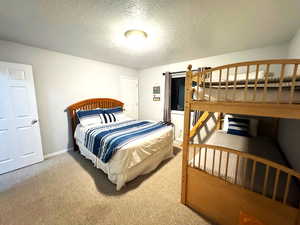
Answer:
[181, 59, 300, 225]
[68, 98, 173, 190]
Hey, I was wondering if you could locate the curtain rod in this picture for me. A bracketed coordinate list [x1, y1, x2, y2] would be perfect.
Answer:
[162, 70, 198, 76]
[162, 67, 211, 76]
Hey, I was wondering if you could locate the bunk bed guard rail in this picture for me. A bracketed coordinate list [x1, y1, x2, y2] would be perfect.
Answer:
[189, 59, 300, 119]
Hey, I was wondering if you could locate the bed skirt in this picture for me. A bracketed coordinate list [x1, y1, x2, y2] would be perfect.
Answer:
[77, 141, 174, 190]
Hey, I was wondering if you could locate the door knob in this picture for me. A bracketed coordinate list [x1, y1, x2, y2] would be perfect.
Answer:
[31, 119, 38, 125]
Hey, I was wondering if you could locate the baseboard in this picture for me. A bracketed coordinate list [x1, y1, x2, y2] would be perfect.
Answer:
[44, 147, 73, 159]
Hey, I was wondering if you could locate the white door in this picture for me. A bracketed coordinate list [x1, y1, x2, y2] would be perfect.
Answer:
[120, 77, 139, 119]
[0, 61, 43, 174]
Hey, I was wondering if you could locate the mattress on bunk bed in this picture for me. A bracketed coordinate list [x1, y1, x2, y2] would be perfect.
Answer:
[192, 130, 300, 207]
[75, 120, 174, 190]
[194, 87, 300, 103]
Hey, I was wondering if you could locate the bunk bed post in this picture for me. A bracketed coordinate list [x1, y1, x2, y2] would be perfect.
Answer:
[215, 112, 222, 131]
[181, 64, 193, 204]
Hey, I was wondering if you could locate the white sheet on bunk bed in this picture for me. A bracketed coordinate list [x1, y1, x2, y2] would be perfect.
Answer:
[208, 70, 265, 83]
[194, 87, 300, 103]
[74, 121, 174, 190]
[192, 130, 299, 206]
[206, 130, 285, 163]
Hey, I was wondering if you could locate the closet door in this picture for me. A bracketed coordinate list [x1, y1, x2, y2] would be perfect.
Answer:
[120, 77, 139, 120]
[0, 62, 43, 174]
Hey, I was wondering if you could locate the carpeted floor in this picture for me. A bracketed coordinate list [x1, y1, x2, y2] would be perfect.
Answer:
[0, 147, 211, 225]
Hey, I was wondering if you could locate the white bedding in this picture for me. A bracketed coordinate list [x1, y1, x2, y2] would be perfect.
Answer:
[75, 121, 174, 190]
[194, 87, 300, 103]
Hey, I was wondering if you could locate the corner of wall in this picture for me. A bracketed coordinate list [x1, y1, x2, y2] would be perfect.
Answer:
[288, 28, 300, 58]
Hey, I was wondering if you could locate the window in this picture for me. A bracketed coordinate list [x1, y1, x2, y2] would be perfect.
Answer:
[171, 77, 185, 111]
[171, 77, 197, 111]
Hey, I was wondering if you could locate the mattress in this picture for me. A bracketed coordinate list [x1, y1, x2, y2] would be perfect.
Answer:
[194, 87, 300, 103]
[75, 121, 174, 190]
[191, 131, 300, 207]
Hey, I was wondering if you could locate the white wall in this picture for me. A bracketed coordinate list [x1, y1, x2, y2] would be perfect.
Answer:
[288, 28, 300, 58]
[277, 28, 300, 171]
[0, 40, 137, 156]
[278, 119, 300, 171]
[139, 43, 289, 141]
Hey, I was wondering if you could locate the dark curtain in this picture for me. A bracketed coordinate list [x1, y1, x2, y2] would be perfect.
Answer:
[163, 72, 172, 123]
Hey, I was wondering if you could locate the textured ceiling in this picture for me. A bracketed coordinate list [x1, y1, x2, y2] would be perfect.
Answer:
[0, 0, 300, 69]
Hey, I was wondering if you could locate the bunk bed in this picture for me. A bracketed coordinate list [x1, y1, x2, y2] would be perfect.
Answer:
[181, 59, 300, 225]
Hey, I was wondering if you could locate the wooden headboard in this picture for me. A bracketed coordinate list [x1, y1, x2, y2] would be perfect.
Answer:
[67, 98, 124, 150]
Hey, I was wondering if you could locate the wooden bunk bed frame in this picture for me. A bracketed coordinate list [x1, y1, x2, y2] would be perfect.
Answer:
[182, 59, 300, 225]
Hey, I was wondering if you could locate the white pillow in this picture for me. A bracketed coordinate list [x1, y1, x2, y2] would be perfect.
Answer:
[76, 109, 102, 126]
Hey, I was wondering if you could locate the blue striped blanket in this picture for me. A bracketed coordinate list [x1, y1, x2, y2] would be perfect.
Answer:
[83, 120, 169, 163]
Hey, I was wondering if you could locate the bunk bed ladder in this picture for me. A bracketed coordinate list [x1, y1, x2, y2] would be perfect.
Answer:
[189, 111, 211, 140]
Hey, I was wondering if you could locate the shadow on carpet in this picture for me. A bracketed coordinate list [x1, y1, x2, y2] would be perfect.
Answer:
[68, 146, 181, 196]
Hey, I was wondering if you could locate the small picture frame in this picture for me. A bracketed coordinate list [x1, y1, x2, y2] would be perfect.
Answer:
[153, 86, 160, 94]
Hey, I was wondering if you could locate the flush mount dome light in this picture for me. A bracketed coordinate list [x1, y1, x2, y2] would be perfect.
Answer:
[124, 29, 148, 42]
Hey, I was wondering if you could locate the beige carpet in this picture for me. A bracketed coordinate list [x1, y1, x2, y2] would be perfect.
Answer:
[0, 147, 211, 225]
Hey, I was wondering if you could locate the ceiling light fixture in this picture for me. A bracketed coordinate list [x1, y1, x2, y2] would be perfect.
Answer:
[124, 29, 148, 44]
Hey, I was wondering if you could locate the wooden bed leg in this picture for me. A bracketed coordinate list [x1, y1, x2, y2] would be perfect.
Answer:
[181, 65, 193, 204]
